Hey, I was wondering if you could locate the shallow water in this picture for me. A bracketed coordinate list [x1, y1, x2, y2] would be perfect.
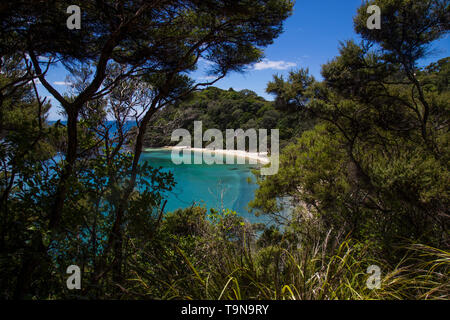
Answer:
[140, 149, 266, 223]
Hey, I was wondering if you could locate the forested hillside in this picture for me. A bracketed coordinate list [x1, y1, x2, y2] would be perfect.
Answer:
[143, 85, 315, 150]
[0, 0, 448, 301]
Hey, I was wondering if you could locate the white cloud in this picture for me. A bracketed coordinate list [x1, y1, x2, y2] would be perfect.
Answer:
[197, 75, 218, 81]
[53, 81, 72, 86]
[252, 59, 297, 71]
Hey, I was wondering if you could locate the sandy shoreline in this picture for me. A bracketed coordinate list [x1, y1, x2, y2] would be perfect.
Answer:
[144, 146, 270, 164]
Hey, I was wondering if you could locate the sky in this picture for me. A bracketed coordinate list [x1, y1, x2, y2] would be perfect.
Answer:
[39, 0, 450, 120]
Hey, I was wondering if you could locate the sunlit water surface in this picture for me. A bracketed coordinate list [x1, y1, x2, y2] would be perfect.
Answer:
[141, 150, 268, 224]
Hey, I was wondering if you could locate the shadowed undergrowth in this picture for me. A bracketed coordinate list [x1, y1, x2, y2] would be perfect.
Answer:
[123, 207, 449, 300]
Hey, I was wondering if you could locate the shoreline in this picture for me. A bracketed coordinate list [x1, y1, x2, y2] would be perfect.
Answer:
[144, 146, 270, 164]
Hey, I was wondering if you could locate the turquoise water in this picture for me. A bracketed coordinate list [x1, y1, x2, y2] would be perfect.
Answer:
[140, 149, 265, 223]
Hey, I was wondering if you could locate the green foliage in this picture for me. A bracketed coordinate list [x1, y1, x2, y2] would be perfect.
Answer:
[251, 0, 449, 263]
[2, 0, 294, 76]
[1, 0, 295, 299]
[144, 86, 315, 150]
[126, 206, 449, 300]
[354, 0, 449, 66]
[1, 0, 448, 301]
[266, 68, 315, 111]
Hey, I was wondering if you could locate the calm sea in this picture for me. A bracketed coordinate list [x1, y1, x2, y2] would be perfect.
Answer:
[141, 150, 266, 224]
[48, 120, 267, 223]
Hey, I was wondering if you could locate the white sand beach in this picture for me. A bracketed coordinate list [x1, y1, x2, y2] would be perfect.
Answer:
[144, 146, 270, 164]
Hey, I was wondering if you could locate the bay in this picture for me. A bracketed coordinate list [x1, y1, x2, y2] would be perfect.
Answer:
[140, 149, 267, 224]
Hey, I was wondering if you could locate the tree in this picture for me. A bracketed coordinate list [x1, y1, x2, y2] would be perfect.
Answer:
[354, 0, 449, 152]
[251, 0, 449, 260]
[1, 0, 294, 298]
[266, 68, 315, 112]
[0, 54, 57, 298]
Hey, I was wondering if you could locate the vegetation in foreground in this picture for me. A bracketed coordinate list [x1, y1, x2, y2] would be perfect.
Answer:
[0, 0, 448, 299]
[122, 206, 449, 300]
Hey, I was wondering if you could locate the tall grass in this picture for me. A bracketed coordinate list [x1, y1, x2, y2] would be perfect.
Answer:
[124, 207, 449, 300]
[128, 238, 449, 300]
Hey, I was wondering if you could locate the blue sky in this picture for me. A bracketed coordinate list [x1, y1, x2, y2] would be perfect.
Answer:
[40, 0, 450, 120]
